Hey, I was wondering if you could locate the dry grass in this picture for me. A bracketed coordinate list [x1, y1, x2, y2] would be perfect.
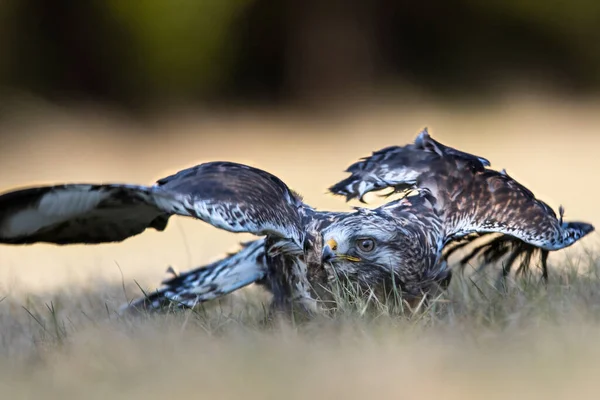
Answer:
[2, 260, 600, 400]
[1, 94, 600, 399]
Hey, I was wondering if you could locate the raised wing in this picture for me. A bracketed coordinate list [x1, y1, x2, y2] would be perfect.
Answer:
[0, 162, 305, 246]
[331, 128, 594, 254]
[121, 239, 267, 312]
[329, 127, 490, 202]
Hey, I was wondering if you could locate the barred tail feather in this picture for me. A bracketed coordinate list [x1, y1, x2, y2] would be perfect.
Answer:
[444, 233, 549, 282]
[120, 239, 267, 313]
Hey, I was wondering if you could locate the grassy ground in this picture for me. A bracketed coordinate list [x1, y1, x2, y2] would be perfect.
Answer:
[2, 259, 600, 400]
[1, 95, 600, 399]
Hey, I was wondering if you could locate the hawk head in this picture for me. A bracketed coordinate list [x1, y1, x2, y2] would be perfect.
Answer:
[314, 207, 434, 297]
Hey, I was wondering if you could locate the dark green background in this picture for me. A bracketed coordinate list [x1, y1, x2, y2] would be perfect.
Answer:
[1, 0, 599, 107]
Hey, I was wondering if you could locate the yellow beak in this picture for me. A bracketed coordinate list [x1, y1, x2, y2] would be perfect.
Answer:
[324, 238, 361, 262]
[327, 239, 338, 251]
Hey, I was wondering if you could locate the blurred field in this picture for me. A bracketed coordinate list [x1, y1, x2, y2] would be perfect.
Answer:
[1, 95, 600, 399]
[2, 258, 600, 399]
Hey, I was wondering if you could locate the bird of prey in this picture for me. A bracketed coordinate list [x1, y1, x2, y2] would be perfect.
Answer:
[0, 129, 594, 316]
[120, 129, 596, 313]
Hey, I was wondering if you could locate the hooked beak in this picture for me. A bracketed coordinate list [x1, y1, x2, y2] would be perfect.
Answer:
[322, 244, 337, 263]
[322, 239, 361, 263]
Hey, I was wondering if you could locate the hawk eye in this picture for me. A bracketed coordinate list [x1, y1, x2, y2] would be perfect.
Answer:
[356, 238, 375, 252]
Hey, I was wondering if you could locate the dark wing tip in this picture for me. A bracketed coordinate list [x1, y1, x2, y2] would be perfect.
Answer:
[149, 215, 170, 231]
[565, 221, 595, 237]
[328, 177, 360, 202]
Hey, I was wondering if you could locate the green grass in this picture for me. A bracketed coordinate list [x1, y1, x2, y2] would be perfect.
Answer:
[2, 255, 600, 399]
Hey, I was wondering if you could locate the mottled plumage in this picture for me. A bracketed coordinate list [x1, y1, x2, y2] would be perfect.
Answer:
[122, 129, 594, 312]
[0, 130, 594, 315]
[330, 130, 593, 251]
[329, 129, 594, 280]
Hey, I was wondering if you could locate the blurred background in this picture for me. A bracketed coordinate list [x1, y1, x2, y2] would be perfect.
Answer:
[1, 0, 600, 107]
[0, 0, 598, 294]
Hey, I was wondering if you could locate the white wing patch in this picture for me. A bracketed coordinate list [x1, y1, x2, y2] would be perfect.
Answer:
[383, 168, 419, 184]
[0, 188, 109, 238]
[38, 186, 107, 217]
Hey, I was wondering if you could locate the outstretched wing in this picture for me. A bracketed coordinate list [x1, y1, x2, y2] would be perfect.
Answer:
[0, 184, 168, 244]
[329, 127, 490, 202]
[121, 239, 268, 313]
[331, 128, 594, 254]
[0, 162, 305, 246]
[443, 168, 594, 251]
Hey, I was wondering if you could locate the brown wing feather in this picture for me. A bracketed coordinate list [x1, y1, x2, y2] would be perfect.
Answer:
[443, 169, 593, 251]
[331, 128, 594, 253]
